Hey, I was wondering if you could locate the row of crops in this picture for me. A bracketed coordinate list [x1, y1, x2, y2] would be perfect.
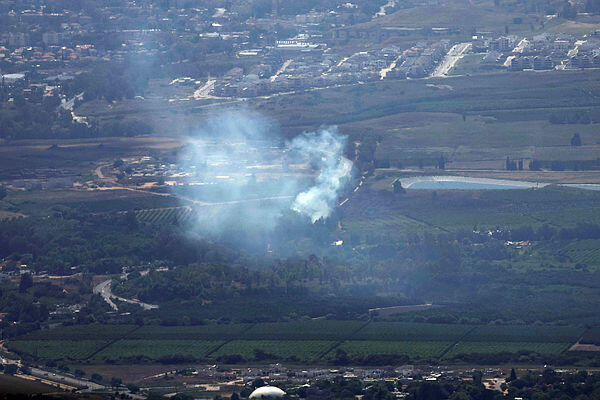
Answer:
[93, 340, 223, 362]
[9, 340, 108, 360]
[342, 186, 600, 238]
[135, 207, 195, 224]
[559, 239, 600, 266]
[9, 321, 589, 363]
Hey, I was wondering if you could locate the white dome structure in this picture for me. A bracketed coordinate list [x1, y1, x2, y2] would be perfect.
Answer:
[249, 386, 286, 399]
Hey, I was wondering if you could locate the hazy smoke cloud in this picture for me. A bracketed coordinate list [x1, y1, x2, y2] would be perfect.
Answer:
[178, 110, 352, 234]
[290, 128, 352, 222]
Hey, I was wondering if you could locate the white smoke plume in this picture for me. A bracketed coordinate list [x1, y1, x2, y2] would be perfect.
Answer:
[289, 128, 353, 222]
[177, 109, 353, 234]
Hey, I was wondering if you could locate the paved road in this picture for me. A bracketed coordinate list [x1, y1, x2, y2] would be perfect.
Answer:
[0, 352, 105, 392]
[512, 38, 529, 54]
[30, 367, 105, 391]
[430, 42, 471, 77]
[374, 0, 396, 17]
[270, 59, 293, 82]
[193, 79, 216, 99]
[93, 279, 119, 311]
[93, 278, 159, 311]
[379, 52, 406, 79]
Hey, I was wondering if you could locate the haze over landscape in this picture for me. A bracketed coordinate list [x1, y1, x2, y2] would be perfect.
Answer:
[2, 0, 600, 399]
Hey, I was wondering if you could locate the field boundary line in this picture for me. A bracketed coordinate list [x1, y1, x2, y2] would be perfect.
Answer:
[564, 327, 591, 354]
[204, 323, 257, 358]
[402, 214, 450, 233]
[84, 325, 142, 361]
[437, 325, 477, 361]
[317, 319, 372, 360]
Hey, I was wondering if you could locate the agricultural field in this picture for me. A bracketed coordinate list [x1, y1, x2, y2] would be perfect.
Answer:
[92, 340, 223, 362]
[580, 328, 600, 345]
[404, 209, 543, 233]
[8, 340, 107, 360]
[17, 324, 137, 341]
[135, 206, 195, 225]
[130, 324, 252, 340]
[342, 185, 600, 239]
[559, 240, 600, 267]
[353, 322, 472, 342]
[3, 189, 181, 216]
[463, 325, 585, 343]
[342, 214, 438, 236]
[444, 342, 570, 358]
[241, 320, 364, 341]
[7, 321, 589, 364]
[209, 340, 334, 362]
[335, 341, 452, 360]
[258, 69, 600, 133]
[531, 208, 600, 228]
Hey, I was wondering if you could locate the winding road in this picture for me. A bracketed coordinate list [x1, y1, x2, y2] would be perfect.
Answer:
[93, 278, 159, 311]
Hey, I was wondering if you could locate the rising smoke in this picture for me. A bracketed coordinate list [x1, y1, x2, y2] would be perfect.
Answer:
[177, 110, 352, 234]
[290, 129, 353, 222]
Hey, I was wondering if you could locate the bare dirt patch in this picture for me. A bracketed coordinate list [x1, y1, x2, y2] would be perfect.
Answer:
[570, 342, 600, 352]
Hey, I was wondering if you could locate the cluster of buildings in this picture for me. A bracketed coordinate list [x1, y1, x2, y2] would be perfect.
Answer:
[0, 43, 106, 70]
[0, 0, 405, 106]
[212, 46, 386, 98]
[565, 36, 600, 68]
[212, 41, 448, 98]
[142, 363, 512, 399]
[471, 32, 600, 72]
[509, 55, 554, 71]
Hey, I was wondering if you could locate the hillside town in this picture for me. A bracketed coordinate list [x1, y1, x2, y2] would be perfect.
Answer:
[2, 0, 600, 108]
